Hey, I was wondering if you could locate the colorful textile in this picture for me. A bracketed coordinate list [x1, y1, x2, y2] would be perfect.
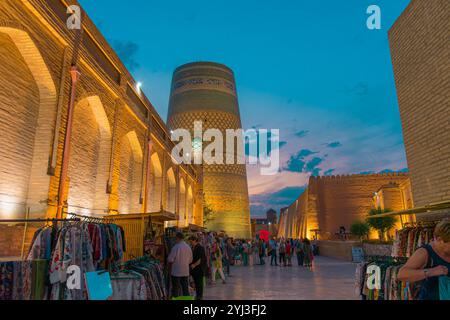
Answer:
[31, 259, 48, 300]
[355, 260, 416, 301]
[111, 257, 166, 300]
[392, 226, 434, 258]
[0, 260, 33, 300]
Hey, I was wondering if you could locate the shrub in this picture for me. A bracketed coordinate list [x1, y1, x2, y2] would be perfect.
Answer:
[350, 221, 370, 241]
[366, 208, 397, 241]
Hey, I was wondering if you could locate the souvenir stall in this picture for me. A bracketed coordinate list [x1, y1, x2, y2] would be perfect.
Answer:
[355, 203, 449, 301]
[0, 217, 80, 300]
[73, 212, 170, 300]
[355, 256, 414, 300]
[106, 211, 177, 263]
[48, 214, 126, 300]
[110, 256, 167, 300]
[355, 221, 439, 301]
[391, 223, 436, 258]
[0, 213, 170, 300]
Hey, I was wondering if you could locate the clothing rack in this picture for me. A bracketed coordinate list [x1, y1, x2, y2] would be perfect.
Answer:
[0, 217, 81, 260]
[111, 255, 160, 280]
[66, 212, 115, 223]
[0, 218, 80, 224]
[365, 255, 408, 263]
[114, 255, 157, 268]
[402, 220, 440, 228]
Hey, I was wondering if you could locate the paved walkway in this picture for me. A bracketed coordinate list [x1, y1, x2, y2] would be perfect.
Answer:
[204, 256, 357, 300]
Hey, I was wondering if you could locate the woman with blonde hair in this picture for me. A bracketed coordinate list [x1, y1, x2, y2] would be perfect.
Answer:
[397, 219, 450, 300]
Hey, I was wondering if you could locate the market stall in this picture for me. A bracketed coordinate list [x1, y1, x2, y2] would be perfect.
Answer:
[0, 212, 173, 300]
[355, 203, 449, 300]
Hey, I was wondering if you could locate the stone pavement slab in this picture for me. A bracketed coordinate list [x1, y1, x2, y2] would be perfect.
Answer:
[204, 256, 358, 300]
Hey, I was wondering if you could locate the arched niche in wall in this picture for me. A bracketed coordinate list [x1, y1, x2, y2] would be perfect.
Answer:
[67, 95, 111, 216]
[165, 167, 176, 214]
[149, 152, 163, 213]
[118, 130, 143, 214]
[0, 25, 57, 219]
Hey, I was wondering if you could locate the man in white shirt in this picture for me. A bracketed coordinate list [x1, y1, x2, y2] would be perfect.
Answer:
[168, 232, 193, 297]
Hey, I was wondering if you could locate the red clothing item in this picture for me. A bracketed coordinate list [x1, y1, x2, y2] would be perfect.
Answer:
[286, 243, 291, 255]
[88, 224, 101, 261]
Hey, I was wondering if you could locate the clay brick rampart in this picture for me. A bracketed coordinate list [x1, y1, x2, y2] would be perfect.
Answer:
[278, 173, 412, 240]
[389, 0, 450, 207]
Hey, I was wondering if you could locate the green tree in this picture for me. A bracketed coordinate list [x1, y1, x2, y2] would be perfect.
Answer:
[203, 194, 216, 226]
[366, 207, 397, 241]
[350, 221, 370, 241]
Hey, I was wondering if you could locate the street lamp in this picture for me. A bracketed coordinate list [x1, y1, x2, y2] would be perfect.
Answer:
[136, 82, 143, 93]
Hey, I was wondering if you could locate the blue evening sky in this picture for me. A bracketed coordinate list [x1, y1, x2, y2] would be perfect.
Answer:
[79, 0, 412, 216]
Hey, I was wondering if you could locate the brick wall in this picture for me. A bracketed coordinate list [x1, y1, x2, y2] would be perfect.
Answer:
[68, 97, 106, 214]
[316, 240, 359, 262]
[0, 0, 202, 257]
[279, 173, 411, 240]
[0, 225, 39, 258]
[0, 32, 40, 219]
[389, 0, 450, 207]
[309, 173, 411, 239]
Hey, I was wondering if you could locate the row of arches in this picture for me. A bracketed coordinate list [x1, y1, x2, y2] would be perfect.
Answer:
[67, 97, 194, 220]
[149, 155, 194, 226]
[0, 25, 194, 223]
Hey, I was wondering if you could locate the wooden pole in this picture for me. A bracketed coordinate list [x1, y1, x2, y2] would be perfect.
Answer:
[56, 66, 80, 219]
[20, 207, 30, 261]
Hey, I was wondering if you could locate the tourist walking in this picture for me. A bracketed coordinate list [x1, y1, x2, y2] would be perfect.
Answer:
[189, 235, 207, 300]
[258, 239, 266, 265]
[242, 241, 250, 266]
[269, 237, 278, 266]
[224, 238, 235, 276]
[211, 238, 226, 284]
[279, 239, 287, 266]
[168, 232, 193, 298]
[296, 239, 305, 266]
[252, 240, 259, 265]
[235, 240, 243, 266]
[205, 232, 215, 284]
[303, 238, 314, 270]
[286, 240, 292, 266]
